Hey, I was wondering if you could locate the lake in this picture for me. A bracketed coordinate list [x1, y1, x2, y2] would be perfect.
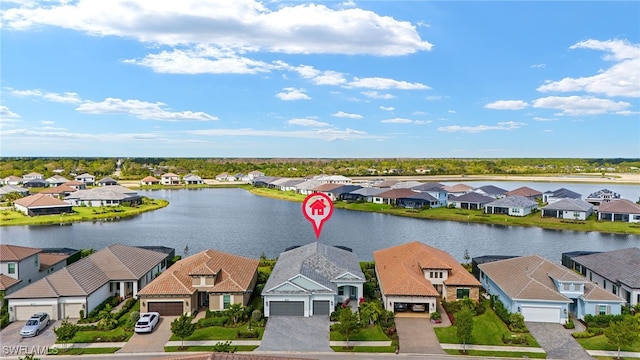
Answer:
[1, 183, 639, 263]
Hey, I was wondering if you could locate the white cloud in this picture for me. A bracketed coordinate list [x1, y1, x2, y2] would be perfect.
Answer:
[484, 100, 529, 110]
[287, 118, 330, 127]
[448, 110, 456, 114]
[76, 98, 218, 121]
[381, 118, 429, 124]
[2, 0, 432, 56]
[530, 64, 546, 69]
[0, 105, 21, 119]
[532, 95, 631, 116]
[9, 88, 82, 103]
[290, 65, 347, 86]
[3, 128, 168, 141]
[426, 95, 448, 101]
[187, 127, 381, 141]
[276, 88, 311, 101]
[438, 121, 525, 133]
[41, 120, 55, 125]
[532, 117, 558, 122]
[347, 77, 430, 90]
[361, 91, 394, 99]
[537, 39, 640, 98]
[332, 111, 363, 119]
[379, 106, 394, 111]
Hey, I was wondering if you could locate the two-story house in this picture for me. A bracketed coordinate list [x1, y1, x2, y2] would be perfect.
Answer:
[0, 245, 70, 295]
[74, 173, 96, 186]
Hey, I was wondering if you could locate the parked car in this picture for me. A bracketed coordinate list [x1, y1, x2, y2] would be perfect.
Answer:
[20, 313, 49, 337]
[394, 303, 408, 312]
[411, 304, 426, 312]
[135, 312, 160, 333]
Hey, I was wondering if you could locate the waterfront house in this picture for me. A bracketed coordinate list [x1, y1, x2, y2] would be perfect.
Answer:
[14, 194, 73, 216]
[0, 245, 70, 295]
[6, 244, 170, 321]
[64, 185, 141, 207]
[247, 170, 265, 180]
[567, 248, 640, 306]
[311, 183, 345, 201]
[473, 185, 508, 199]
[313, 175, 352, 184]
[327, 184, 363, 201]
[45, 175, 69, 187]
[541, 198, 594, 220]
[349, 187, 387, 203]
[391, 181, 423, 189]
[585, 189, 621, 206]
[74, 173, 96, 186]
[478, 255, 624, 324]
[39, 184, 77, 199]
[542, 188, 582, 203]
[161, 173, 181, 185]
[375, 242, 481, 314]
[276, 178, 305, 191]
[140, 176, 160, 185]
[97, 176, 118, 186]
[183, 173, 204, 185]
[263, 242, 365, 317]
[373, 188, 421, 206]
[450, 192, 495, 210]
[294, 179, 322, 195]
[597, 199, 640, 223]
[411, 182, 448, 207]
[443, 183, 474, 197]
[484, 195, 538, 216]
[505, 186, 543, 201]
[138, 250, 258, 316]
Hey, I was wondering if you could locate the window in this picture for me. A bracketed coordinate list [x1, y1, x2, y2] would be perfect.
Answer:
[603, 279, 607, 288]
[429, 271, 433, 278]
[7, 263, 15, 274]
[338, 288, 344, 296]
[563, 284, 570, 291]
[480, 272, 484, 280]
[223, 295, 231, 309]
[456, 288, 470, 299]
[612, 285, 617, 295]
[589, 272, 592, 281]
[34, 256, 38, 266]
[598, 305, 610, 315]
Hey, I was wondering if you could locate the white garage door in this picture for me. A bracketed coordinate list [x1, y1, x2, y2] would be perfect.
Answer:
[15, 305, 55, 321]
[521, 306, 561, 323]
[63, 303, 84, 319]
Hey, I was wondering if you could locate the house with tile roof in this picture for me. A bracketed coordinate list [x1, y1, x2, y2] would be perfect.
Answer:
[140, 175, 160, 185]
[484, 195, 538, 216]
[443, 183, 474, 196]
[597, 199, 640, 223]
[13, 193, 73, 216]
[161, 172, 181, 185]
[478, 254, 624, 324]
[262, 242, 365, 317]
[542, 188, 582, 203]
[64, 185, 141, 207]
[138, 250, 258, 316]
[450, 192, 495, 210]
[39, 184, 77, 199]
[3, 175, 23, 186]
[505, 186, 542, 201]
[0, 185, 29, 199]
[97, 176, 118, 186]
[374, 242, 481, 314]
[541, 198, 594, 220]
[45, 175, 69, 187]
[411, 182, 448, 207]
[0, 245, 71, 295]
[6, 244, 170, 321]
[569, 248, 640, 306]
[64, 180, 87, 190]
[349, 187, 387, 202]
[473, 185, 508, 199]
[183, 173, 204, 185]
[74, 173, 96, 186]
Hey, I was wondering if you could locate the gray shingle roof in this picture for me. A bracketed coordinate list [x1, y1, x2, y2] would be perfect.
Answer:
[542, 198, 593, 212]
[264, 243, 364, 295]
[453, 192, 495, 203]
[474, 185, 508, 195]
[349, 187, 387, 196]
[573, 248, 640, 288]
[543, 188, 581, 199]
[485, 195, 537, 208]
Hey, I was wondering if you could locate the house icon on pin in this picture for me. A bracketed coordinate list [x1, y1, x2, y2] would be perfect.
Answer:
[310, 199, 326, 216]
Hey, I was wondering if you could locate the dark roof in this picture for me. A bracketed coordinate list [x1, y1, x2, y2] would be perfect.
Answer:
[562, 251, 602, 259]
[485, 195, 537, 208]
[544, 188, 582, 199]
[472, 255, 518, 265]
[453, 192, 495, 203]
[401, 192, 438, 202]
[98, 177, 118, 183]
[411, 182, 445, 192]
[328, 185, 362, 195]
[474, 185, 508, 195]
[376, 188, 418, 199]
[573, 248, 640, 288]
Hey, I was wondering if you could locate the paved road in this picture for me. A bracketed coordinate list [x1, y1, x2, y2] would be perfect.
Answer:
[118, 316, 176, 353]
[526, 322, 593, 360]
[258, 316, 331, 352]
[394, 317, 444, 354]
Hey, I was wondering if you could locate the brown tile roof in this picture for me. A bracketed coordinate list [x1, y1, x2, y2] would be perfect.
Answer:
[39, 253, 69, 270]
[312, 183, 344, 192]
[598, 199, 640, 214]
[138, 250, 258, 296]
[141, 176, 160, 182]
[479, 255, 623, 302]
[376, 188, 418, 199]
[93, 244, 168, 280]
[40, 184, 77, 195]
[0, 274, 21, 291]
[14, 193, 69, 208]
[443, 183, 474, 193]
[0, 244, 41, 261]
[65, 180, 84, 186]
[374, 241, 480, 297]
[505, 186, 542, 197]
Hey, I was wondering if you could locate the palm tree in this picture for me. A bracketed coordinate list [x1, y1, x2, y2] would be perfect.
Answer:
[359, 300, 383, 326]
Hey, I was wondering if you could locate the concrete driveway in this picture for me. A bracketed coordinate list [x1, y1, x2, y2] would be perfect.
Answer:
[394, 317, 444, 354]
[118, 316, 176, 353]
[0, 320, 57, 357]
[258, 316, 331, 352]
[526, 322, 593, 360]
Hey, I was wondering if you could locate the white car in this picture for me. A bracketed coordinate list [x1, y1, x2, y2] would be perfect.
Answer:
[20, 313, 50, 337]
[135, 312, 160, 333]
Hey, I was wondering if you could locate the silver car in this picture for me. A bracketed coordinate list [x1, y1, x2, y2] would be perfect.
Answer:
[20, 313, 50, 337]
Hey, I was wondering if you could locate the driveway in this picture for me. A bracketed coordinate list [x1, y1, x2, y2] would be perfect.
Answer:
[526, 322, 593, 360]
[0, 320, 57, 357]
[394, 317, 444, 354]
[258, 316, 331, 352]
[118, 316, 176, 353]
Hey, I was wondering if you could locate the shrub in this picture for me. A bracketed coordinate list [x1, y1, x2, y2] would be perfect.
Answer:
[430, 312, 441, 321]
[583, 314, 625, 328]
[564, 318, 575, 329]
[502, 334, 528, 345]
[508, 313, 527, 332]
[130, 311, 140, 324]
[196, 316, 229, 328]
[492, 299, 510, 324]
[572, 330, 595, 338]
[237, 329, 259, 338]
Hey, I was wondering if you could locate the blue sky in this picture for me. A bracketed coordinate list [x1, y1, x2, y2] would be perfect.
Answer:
[1, 1, 638, 158]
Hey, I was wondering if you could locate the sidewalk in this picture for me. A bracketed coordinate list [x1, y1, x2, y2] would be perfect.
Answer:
[440, 343, 545, 353]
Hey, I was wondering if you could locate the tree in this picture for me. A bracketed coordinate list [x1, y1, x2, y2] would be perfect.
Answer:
[359, 300, 383, 326]
[604, 316, 640, 359]
[335, 306, 361, 349]
[456, 307, 474, 353]
[171, 314, 195, 349]
[97, 304, 117, 330]
[53, 317, 78, 351]
[227, 303, 245, 325]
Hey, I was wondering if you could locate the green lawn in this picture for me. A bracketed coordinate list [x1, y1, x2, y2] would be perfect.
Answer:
[434, 308, 539, 347]
[54, 347, 120, 355]
[63, 299, 140, 343]
[331, 345, 396, 353]
[169, 323, 263, 341]
[164, 345, 259, 352]
[330, 325, 391, 341]
[444, 349, 546, 358]
[576, 335, 640, 352]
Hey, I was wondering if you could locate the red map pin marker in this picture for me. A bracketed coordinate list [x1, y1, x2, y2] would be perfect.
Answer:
[302, 192, 334, 239]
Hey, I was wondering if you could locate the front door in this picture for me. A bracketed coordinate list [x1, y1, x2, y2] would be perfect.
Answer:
[350, 286, 357, 300]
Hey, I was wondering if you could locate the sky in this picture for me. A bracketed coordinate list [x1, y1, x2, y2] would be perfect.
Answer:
[0, 0, 639, 158]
